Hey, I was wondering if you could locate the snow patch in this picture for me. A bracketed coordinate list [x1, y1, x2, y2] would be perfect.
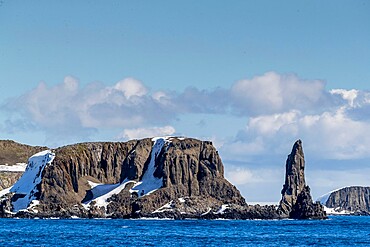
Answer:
[87, 180, 101, 189]
[178, 198, 186, 203]
[129, 137, 169, 197]
[248, 202, 278, 206]
[201, 208, 212, 216]
[323, 206, 353, 215]
[216, 204, 229, 214]
[0, 187, 11, 198]
[0, 163, 27, 172]
[84, 179, 135, 209]
[153, 200, 174, 213]
[9, 150, 55, 212]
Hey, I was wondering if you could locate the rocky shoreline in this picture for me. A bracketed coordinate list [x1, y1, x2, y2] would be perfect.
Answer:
[0, 138, 326, 220]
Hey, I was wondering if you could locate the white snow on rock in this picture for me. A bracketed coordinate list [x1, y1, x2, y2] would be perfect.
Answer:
[129, 137, 168, 197]
[178, 197, 186, 203]
[84, 179, 135, 209]
[0, 187, 11, 198]
[153, 200, 175, 213]
[323, 206, 353, 215]
[84, 137, 170, 211]
[0, 163, 27, 172]
[201, 208, 212, 216]
[9, 150, 55, 212]
[216, 204, 229, 214]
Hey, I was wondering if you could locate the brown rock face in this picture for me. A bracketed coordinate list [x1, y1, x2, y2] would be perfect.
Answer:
[0, 172, 22, 190]
[0, 140, 47, 190]
[0, 140, 47, 166]
[279, 140, 306, 215]
[325, 186, 370, 214]
[36, 137, 245, 217]
[278, 140, 326, 219]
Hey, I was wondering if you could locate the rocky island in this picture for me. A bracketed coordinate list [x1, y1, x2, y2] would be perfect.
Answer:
[0, 137, 326, 219]
[318, 186, 370, 215]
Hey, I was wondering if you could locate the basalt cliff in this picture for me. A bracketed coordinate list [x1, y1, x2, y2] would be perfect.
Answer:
[318, 186, 370, 215]
[0, 137, 326, 219]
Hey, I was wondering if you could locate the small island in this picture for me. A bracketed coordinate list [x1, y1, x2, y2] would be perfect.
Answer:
[0, 138, 326, 219]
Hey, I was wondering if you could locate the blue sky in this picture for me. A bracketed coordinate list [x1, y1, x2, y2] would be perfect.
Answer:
[1, 1, 370, 202]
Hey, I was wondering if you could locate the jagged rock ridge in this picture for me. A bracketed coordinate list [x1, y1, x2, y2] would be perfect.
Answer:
[278, 140, 326, 219]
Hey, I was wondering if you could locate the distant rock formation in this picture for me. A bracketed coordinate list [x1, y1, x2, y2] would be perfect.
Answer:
[318, 186, 370, 215]
[1, 137, 246, 218]
[0, 138, 326, 220]
[0, 140, 47, 166]
[278, 140, 326, 219]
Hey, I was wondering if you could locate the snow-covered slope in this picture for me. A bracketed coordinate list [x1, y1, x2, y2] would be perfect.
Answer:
[9, 150, 55, 212]
[84, 137, 169, 210]
[130, 137, 168, 196]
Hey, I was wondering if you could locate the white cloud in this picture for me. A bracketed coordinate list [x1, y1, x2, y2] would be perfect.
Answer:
[113, 78, 148, 99]
[225, 107, 370, 160]
[117, 126, 176, 140]
[2, 71, 370, 152]
[330, 89, 359, 107]
[230, 71, 333, 115]
[308, 168, 370, 200]
[225, 167, 261, 185]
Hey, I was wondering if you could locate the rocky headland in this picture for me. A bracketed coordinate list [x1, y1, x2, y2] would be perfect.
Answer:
[318, 186, 370, 215]
[0, 137, 326, 219]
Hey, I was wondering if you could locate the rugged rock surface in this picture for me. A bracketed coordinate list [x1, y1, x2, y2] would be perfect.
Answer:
[1, 137, 246, 218]
[0, 138, 326, 220]
[0, 140, 47, 190]
[278, 140, 326, 219]
[0, 140, 47, 166]
[0, 172, 22, 191]
[319, 186, 370, 215]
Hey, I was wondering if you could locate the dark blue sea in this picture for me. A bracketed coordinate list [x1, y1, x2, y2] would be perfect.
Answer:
[0, 216, 369, 246]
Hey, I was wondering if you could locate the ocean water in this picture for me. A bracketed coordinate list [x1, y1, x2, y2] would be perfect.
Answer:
[0, 216, 369, 246]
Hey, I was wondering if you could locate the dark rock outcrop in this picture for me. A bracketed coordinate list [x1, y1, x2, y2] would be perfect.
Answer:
[31, 138, 245, 218]
[278, 140, 326, 219]
[0, 138, 326, 220]
[320, 186, 370, 215]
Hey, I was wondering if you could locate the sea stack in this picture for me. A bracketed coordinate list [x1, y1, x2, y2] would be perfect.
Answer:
[278, 140, 326, 219]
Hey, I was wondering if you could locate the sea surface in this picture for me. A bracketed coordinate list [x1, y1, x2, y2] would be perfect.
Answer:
[0, 216, 369, 246]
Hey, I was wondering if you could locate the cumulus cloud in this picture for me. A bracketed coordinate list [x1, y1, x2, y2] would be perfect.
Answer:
[117, 126, 176, 140]
[230, 71, 336, 115]
[224, 107, 370, 160]
[1, 71, 368, 150]
[114, 78, 148, 98]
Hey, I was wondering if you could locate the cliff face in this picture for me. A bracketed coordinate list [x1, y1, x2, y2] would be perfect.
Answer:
[0, 138, 326, 220]
[0, 140, 47, 190]
[278, 140, 326, 219]
[320, 186, 370, 214]
[31, 137, 245, 217]
[0, 140, 47, 166]
[0, 172, 22, 190]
